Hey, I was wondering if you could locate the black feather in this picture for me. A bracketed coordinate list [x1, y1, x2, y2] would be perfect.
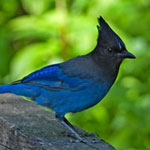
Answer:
[96, 16, 125, 51]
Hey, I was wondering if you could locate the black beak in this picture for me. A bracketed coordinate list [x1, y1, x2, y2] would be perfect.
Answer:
[119, 51, 136, 59]
[124, 51, 136, 59]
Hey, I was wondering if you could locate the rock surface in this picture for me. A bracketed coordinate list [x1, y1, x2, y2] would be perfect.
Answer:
[0, 94, 115, 150]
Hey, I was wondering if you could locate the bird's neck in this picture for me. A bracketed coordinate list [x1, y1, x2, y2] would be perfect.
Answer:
[89, 50, 122, 83]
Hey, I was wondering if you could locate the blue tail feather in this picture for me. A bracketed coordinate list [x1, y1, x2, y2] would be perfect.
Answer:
[0, 84, 41, 98]
[0, 84, 12, 94]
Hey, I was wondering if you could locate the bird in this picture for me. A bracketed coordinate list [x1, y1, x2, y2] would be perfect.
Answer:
[0, 16, 135, 142]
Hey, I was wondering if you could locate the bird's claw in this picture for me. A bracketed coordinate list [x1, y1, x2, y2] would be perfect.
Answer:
[69, 139, 86, 143]
[84, 132, 97, 137]
[69, 138, 100, 143]
[90, 138, 101, 143]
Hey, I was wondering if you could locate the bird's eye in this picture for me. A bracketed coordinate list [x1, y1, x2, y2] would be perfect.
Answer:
[108, 48, 112, 52]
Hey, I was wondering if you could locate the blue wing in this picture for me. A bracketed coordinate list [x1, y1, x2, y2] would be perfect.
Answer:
[20, 64, 91, 90]
[1, 63, 109, 118]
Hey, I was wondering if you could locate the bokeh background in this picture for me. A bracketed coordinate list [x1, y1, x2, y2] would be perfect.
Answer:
[0, 0, 149, 149]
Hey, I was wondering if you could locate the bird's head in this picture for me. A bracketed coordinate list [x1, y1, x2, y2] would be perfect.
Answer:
[95, 16, 135, 61]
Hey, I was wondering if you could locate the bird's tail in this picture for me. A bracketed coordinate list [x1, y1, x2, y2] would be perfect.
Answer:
[0, 84, 13, 94]
[0, 83, 40, 98]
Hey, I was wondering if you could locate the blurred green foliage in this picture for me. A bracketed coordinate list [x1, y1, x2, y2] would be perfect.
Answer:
[0, 0, 149, 149]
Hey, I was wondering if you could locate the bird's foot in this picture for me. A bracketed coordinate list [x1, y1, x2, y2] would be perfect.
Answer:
[70, 138, 100, 143]
[89, 138, 101, 143]
[84, 132, 97, 137]
[70, 139, 85, 143]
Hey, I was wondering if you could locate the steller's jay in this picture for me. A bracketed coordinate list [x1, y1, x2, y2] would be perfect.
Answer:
[0, 16, 135, 142]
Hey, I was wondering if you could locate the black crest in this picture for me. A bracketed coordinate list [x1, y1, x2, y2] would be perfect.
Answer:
[97, 16, 125, 51]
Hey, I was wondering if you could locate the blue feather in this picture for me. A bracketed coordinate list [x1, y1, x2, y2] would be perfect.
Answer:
[0, 16, 136, 142]
[0, 84, 40, 97]
[22, 64, 59, 83]
[0, 60, 112, 121]
[0, 16, 134, 122]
